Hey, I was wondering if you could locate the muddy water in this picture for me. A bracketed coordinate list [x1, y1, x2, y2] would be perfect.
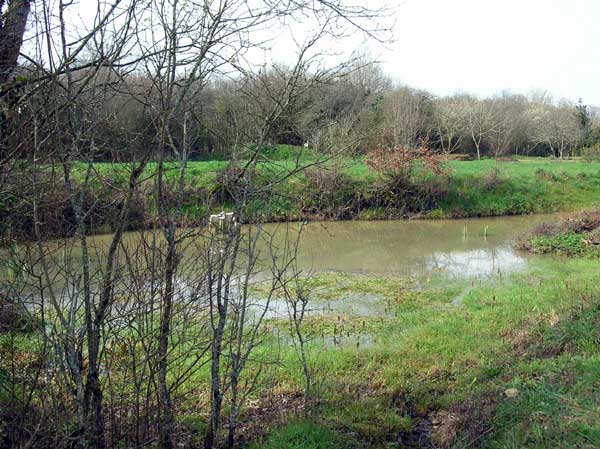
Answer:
[43, 214, 556, 281]
[265, 214, 556, 279]
[247, 215, 556, 325]
[7, 214, 559, 331]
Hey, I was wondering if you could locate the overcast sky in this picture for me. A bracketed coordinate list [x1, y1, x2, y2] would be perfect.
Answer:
[54, 0, 600, 104]
[368, 0, 600, 104]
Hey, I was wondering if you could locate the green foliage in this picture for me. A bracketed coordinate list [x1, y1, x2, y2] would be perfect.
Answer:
[529, 233, 598, 256]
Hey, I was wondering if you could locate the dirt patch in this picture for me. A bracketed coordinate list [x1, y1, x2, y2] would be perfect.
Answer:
[501, 325, 539, 357]
[430, 396, 499, 449]
[232, 390, 306, 446]
[391, 389, 499, 449]
[390, 388, 435, 448]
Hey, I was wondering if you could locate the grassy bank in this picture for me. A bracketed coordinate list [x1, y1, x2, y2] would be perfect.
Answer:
[248, 258, 600, 448]
[91, 151, 600, 222]
[5, 149, 600, 241]
[517, 210, 600, 257]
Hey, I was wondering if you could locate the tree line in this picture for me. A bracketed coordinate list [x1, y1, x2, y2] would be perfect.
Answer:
[5, 60, 599, 164]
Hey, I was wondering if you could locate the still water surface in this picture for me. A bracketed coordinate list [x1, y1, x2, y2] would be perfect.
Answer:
[9, 215, 559, 336]
[262, 214, 555, 279]
[14, 215, 557, 284]
[19, 214, 556, 283]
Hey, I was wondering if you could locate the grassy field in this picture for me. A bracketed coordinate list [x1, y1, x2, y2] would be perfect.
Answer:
[84, 150, 600, 225]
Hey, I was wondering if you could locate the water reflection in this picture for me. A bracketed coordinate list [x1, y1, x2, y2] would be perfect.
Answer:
[264, 214, 556, 279]
[425, 247, 526, 279]
[253, 292, 387, 320]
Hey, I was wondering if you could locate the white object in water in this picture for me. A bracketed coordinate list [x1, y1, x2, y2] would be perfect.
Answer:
[209, 211, 237, 232]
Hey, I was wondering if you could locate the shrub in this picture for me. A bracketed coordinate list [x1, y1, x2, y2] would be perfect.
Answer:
[581, 143, 600, 162]
[213, 166, 252, 202]
[365, 144, 446, 182]
[303, 167, 359, 219]
[363, 144, 448, 215]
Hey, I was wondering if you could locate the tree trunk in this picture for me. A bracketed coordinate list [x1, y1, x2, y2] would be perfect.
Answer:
[205, 309, 226, 449]
[157, 237, 176, 449]
[0, 0, 31, 84]
[85, 327, 105, 449]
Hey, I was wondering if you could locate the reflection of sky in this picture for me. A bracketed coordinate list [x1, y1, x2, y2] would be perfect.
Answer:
[282, 215, 557, 279]
[424, 247, 527, 279]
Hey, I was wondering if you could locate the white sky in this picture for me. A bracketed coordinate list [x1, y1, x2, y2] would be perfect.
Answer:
[370, 0, 600, 104]
[42, 0, 600, 105]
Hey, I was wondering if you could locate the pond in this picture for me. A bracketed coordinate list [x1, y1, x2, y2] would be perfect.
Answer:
[25, 213, 555, 282]
[5, 214, 559, 329]
[262, 214, 556, 280]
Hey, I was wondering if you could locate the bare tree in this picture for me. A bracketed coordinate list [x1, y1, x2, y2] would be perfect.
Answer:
[433, 95, 467, 157]
[0, 0, 31, 84]
[382, 85, 431, 148]
[531, 98, 582, 159]
[464, 96, 497, 160]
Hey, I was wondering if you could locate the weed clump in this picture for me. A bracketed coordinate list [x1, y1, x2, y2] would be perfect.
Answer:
[535, 168, 558, 181]
[516, 210, 600, 256]
[482, 168, 505, 190]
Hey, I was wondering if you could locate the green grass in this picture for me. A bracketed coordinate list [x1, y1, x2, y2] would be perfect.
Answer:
[76, 151, 600, 227]
[249, 420, 355, 449]
[246, 256, 600, 448]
